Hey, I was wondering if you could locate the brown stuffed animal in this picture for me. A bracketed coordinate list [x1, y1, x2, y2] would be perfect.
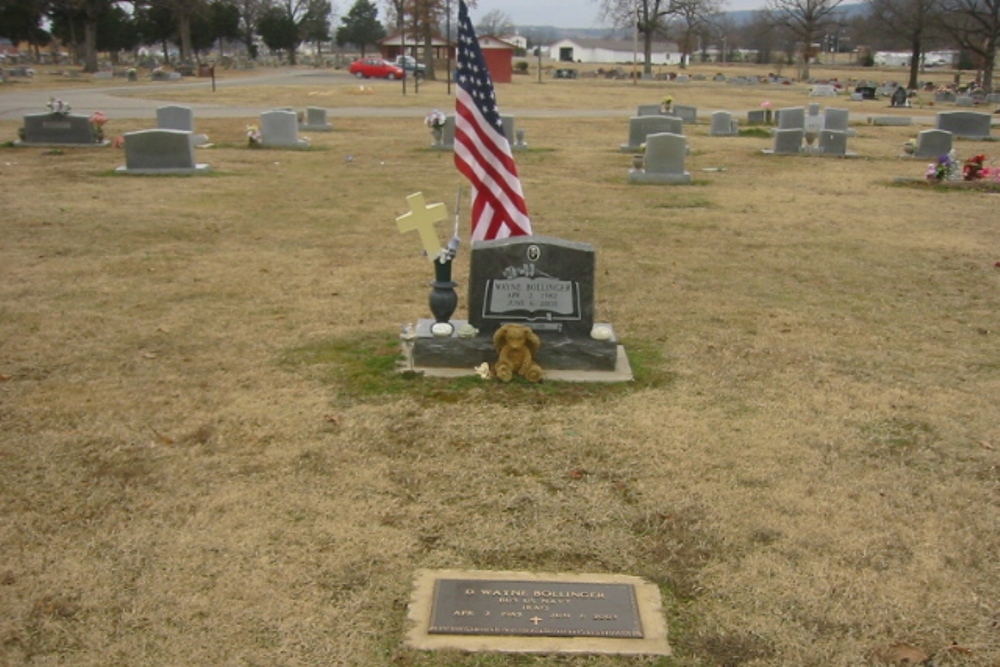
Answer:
[493, 324, 543, 383]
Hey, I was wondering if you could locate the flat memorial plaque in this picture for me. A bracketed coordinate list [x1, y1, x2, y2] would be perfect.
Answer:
[407, 569, 670, 656]
[430, 579, 642, 637]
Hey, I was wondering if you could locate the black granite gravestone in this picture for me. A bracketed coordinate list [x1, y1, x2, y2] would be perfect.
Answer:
[21, 113, 95, 145]
[468, 236, 595, 337]
[409, 235, 621, 372]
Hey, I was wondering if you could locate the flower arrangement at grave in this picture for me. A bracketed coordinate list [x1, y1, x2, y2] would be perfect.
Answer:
[89, 110, 108, 143]
[660, 96, 673, 113]
[47, 97, 71, 115]
[425, 109, 447, 145]
[761, 100, 773, 123]
[425, 109, 446, 130]
[902, 139, 916, 155]
[962, 154, 988, 181]
[246, 124, 262, 148]
[926, 151, 960, 181]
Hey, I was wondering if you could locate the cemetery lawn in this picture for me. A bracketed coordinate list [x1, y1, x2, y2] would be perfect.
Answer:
[1, 71, 998, 667]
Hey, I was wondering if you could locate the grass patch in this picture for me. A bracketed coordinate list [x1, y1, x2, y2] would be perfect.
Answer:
[280, 332, 673, 405]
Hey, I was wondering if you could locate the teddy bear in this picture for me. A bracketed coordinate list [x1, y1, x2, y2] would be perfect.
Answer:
[492, 323, 543, 383]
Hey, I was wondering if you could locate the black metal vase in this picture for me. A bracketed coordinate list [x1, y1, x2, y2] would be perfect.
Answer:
[429, 258, 458, 324]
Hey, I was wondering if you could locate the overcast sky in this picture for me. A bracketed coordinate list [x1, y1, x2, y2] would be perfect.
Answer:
[469, 0, 765, 29]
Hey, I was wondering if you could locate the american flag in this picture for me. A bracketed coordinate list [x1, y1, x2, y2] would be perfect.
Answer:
[454, 0, 532, 241]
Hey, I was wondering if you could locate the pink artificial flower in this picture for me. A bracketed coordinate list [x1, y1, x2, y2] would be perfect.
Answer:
[112, 135, 125, 149]
[761, 100, 772, 109]
[90, 111, 108, 126]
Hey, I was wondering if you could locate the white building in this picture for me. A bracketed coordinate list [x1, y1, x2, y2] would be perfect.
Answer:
[547, 38, 685, 66]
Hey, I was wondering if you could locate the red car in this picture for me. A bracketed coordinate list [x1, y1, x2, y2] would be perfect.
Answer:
[348, 58, 405, 80]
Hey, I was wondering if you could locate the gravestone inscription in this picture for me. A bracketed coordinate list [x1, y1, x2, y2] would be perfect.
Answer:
[20, 113, 97, 145]
[429, 579, 643, 638]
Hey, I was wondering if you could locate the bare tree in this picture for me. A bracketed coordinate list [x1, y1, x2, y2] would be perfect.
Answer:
[598, 0, 668, 74]
[938, 0, 999, 91]
[763, 0, 845, 78]
[475, 8, 512, 36]
[866, 0, 943, 88]
[668, 0, 724, 67]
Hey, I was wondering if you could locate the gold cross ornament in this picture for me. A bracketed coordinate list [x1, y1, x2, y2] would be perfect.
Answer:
[396, 192, 447, 261]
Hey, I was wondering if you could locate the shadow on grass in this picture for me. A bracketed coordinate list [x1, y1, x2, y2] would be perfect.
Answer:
[280, 331, 674, 406]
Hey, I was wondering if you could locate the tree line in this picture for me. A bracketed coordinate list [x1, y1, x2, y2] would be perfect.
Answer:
[599, 0, 998, 91]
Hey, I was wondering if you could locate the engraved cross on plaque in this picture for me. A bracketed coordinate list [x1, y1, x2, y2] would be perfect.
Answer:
[396, 192, 447, 262]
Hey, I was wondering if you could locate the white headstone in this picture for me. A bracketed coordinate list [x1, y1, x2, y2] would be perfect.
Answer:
[260, 109, 310, 148]
[629, 132, 691, 184]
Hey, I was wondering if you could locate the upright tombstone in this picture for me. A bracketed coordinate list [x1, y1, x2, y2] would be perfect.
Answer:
[955, 96, 974, 107]
[670, 104, 698, 124]
[115, 129, 210, 175]
[636, 104, 667, 116]
[430, 116, 456, 150]
[156, 104, 208, 145]
[777, 106, 806, 130]
[620, 116, 682, 152]
[764, 129, 804, 155]
[499, 115, 526, 150]
[810, 84, 838, 97]
[300, 106, 333, 131]
[629, 132, 691, 184]
[936, 111, 992, 139]
[412, 236, 624, 374]
[709, 111, 738, 136]
[259, 109, 310, 148]
[19, 113, 101, 145]
[819, 129, 849, 156]
[913, 129, 953, 158]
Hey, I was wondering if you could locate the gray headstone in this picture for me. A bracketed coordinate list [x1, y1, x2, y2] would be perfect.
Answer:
[259, 109, 310, 148]
[636, 104, 666, 116]
[871, 116, 912, 126]
[987, 93, 1000, 104]
[747, 109, 767, 124]
[709, 111, 738, 136]
[768, 129, 803, 155]
[620, 115, 682, 152]
[116, 129, 209, 174]
[670, 104, 697, 124]
[777, 107, 805, 130]
[675, 74, 689, 83]
[914, 129, 953, 158]
[934, 90, 957, 103]
[824, 107, 850, 132]
[955, 96, 974, 107]
[468, 236, 601, 339]
[430, 116, 456, 150]
[936, 111, 992, 139]
[300, 106, 332, 131]
[630, 132, 691, 184]
[156, 105, 194, 131]
[819, 129, 848, 156]
[20, 112, 96, 145]
[156, 104, 209, 145]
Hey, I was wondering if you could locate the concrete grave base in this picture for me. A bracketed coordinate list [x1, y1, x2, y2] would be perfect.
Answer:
[115, 163, 211, 175]
[299, 123, 332, 132]
[406, 569, 670, 655]
[14, 140, 110, 148]
[406, 318, 624, 374]
[628, 170, 692, 184]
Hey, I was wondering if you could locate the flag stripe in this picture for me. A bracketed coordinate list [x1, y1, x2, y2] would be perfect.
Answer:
[454, 0, 531, 241]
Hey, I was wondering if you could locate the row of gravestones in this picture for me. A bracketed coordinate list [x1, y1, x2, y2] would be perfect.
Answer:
[15, 105, 335, 175]
[428, 115, 527, 151]
[621, 111, 692, 184]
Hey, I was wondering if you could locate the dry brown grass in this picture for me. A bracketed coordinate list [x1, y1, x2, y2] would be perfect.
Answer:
[1, 67, 998, 667]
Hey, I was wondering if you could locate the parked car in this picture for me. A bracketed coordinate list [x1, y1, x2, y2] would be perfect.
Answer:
[348, 58, 405, 80]
[393, 55, 426, 79]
